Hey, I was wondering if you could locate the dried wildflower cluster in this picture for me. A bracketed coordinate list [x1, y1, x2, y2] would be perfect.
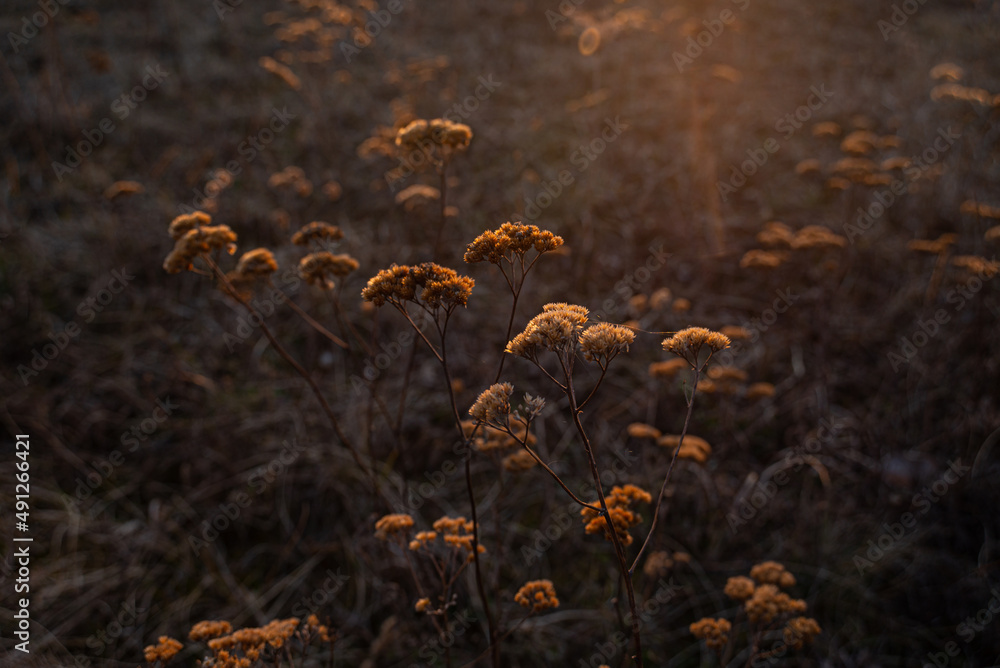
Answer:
[469, 382, 513, 426]
[163, 212, 238, 274]
[268, 166, 313, 198]
[462, 420, 536, 454]
[291, 221, 343, 246]
[662, 327, 730, 369]
[396, 118, 473, 156]
[689, 617, 731, 651]
[374, 513, 415, 540]
[514, 579, 560, 612]
[692, 562, 819, 659]
[362, 262, 474, 310]
[298, 251, 359, 289]
[144, 636, 183, 664]
[657, 434, 712, 464]
[427, 516, 486, 562]
[502, 449, 538, 473]
[580, 484, 651, 546]
[464, 222, 564, 264]
[579, 322, 636, 363]
[505, 303, 591, 359]
[189, 620, 233, 642]
[742, 221, 846, 270]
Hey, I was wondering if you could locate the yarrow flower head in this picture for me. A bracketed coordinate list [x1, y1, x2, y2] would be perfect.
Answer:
[514, 580, 560, 612]
[783, 616, 822, 649]
[362, 263, 474, 310]
[464, 222, 564, 264]
[469, 382, 514, 426]
[168, 211, 212, 240]
[690, 618, 731, 651]
[299, 251, 360, 289]
[395, 118, 473, 171]
[144, 636, 183, 664]
[189, 620, 233, 642]
[163, 219, 238, 274]
[374, 513, 414, 540]
[579, 323, 635, 363]
[580, 484, 652, 546]
[291, 221, 343, 247]
[662, 327, 730, 369]
[506, 303, 589, 359]
[233, 248, 278, 278]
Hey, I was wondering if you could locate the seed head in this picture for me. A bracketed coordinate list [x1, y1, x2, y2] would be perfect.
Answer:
[299, 252, 360, 289]
[464, 222, 564, 264]
[723, 576, 755, 602]
[579, 323, 635, 363]
[514, 580, 559, 612]
[506, 303, 589, 359]
[168, 211, 212, 240]
[469, 383, 513, 425]
[662, 327, 730, 368]
[234, 248, 278, 278]
[164, 225, 237, 274]
[374, 513, 414, 540]
[292, 221, 343, 246]
[690, 618, 731, 651]
[784, 617, 822, 649]
[144, 636, 183, 664]
[189, 620, 233, 642]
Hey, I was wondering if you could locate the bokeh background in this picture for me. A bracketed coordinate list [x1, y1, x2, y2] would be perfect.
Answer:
[2, 0, 1000, 665]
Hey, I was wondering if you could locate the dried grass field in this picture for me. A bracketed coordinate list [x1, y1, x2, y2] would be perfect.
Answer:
[1, 0, 1000, 666]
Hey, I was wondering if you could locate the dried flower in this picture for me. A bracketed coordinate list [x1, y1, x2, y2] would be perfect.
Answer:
[662, 327, 730, 368]
[465, 222, 564, 264]
[189, 620, 233, 642]
[756, 221, 795, 247]
[164, 225, 238, 274]
[740, 249, 786, 269]
[745, 584, 807, 625]
[415, 598, 431, 613]
[506, 303, 589, 359]
[961, 200, 1000, 219]
[690, 617, 731, 651]
[299, 251, 360, 289]
[746, 382, 775, 400]
[104, 180, 144, 200]
[168, 211, 212, 240]
[791, 225, 847, 250]
[952, 255, 999, 278]
[374, 513, 414, 540]
[579, 323, 635, 363]
[812, 121, 841, 138]
[144, 636, 183, 664]
[707, 365, 748, 382]
[514, 580, 560, 612]
[930, 62, 964, 82]
[723, 576, 755, 602]
[362, 263, 474, 310]
[657, 434, 711, 463]
[648, 358, 689, 378]
[627, 422, 661, 440]
[233, 248, 278, 279]
[784, 616, 822, 649]
[469, 383, 513, 425]
[292, 221, 343, 246]
[581, 484, 651, 546]
[643, 550, 674, 578]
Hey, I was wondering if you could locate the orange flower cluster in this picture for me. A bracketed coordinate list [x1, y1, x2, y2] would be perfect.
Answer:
[189, 620, 233, 642]
[144, 636, 183, 664]
[464, 222, 564, 264]
[506, 303, 589, 359]
[469, 383, 513, 425]
[362, 262, 474, 310]
[657, 434, 712, 464]
[298, 251, 360, 289]
[374, 513, 415, 540]
[580, 484, 651, 546]
[689, 617, 731, 651]
[163, 212, 238, 274]
[750, 560, 797, 587]
[396, 118, 473, 154]
[291, 221, 343, 246]
[579, 323, 635, 363]
[784, 616, 822, 649]
[745, 584, 807, 625]
[514, 579, 560, 612]
[662, 327, 730, 368]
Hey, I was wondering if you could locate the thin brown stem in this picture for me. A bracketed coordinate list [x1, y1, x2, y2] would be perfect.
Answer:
[630, 366, 700, 576]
